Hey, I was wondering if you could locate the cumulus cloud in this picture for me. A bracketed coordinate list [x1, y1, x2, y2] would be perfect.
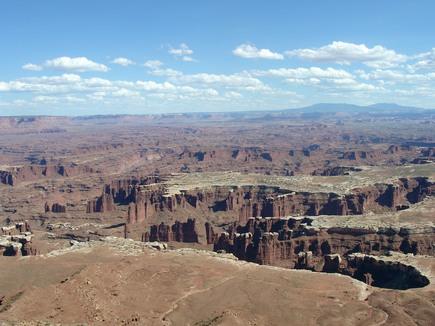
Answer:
[143, 60, 163, 69]
[410, 48, 435, 71]
[169, 43, 193, 56]
[327, 78, 377, 91]
[111, 57, 135, 66]
[143, 60, 182, 77]
[286, 41, 407, 68]
[0, 81, 11, 91]
[255, 66, 377, 92]
[172, 72, 268, 91]
[22, 63, 43, 71]
[33, 95, 85, 104]
[358, 69, 430, 83]
[233, 43, 284, 60]
[136, 81, 176, 91]
[256, 67, 353, 79]
[169, 43, 195, 62]
[0, 74, 112, 94]
[45, 56, 109, 72]
[0, 72, 224, 104]
[112, 88, 140, 97]
[225, 91, 243, 98]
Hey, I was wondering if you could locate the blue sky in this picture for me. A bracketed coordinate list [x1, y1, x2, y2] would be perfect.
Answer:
[1, 0, 435, 115]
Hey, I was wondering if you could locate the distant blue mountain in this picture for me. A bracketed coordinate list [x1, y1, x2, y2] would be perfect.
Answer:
[286, 103, 429, 113]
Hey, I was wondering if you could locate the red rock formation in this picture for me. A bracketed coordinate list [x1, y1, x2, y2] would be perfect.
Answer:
[205, 222, 218, 244]
[213, 216, 434, 270]
[0, 163, 95, 186]
[0, 171, 14, 185]
[142, 218, 199, 243]
[311, 166, 362, 176]
[45, 202, 66, 213]
[86, 193, 115, 213]
[1, 221, 35, 256]
[90, 176, 432, 225]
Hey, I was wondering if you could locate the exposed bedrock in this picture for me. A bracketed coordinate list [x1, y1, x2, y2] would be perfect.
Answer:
[44, 202, 66, 213]
[311, 166, 362, 176]
[0, 163, 95, 186]
[343, 254, 429, 289]
[212, 217, 433, 289]
[213, 216, 434, 264]
[0, 221, 36, 256]
[86, 176, 161, 214]
[177, 144, 414, 167]
[89, 176, 433, 224]
[141, 218, 199, 243]
[0, 171, 14, 185]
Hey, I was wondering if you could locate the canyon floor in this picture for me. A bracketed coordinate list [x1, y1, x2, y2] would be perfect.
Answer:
[0, 107, 434, 325]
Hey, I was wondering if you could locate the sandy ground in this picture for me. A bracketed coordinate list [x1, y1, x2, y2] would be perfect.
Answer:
[1, 240, 434, 325]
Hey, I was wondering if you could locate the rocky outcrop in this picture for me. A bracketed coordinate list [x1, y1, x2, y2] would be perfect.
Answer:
[87, 176, 161, 214]
[1, 221, 31, 235]
[0, 222, 35, 256]
[90, 176, 432, 224]
[343, 254, 430, 289]
[213, 216, 435, 270]
[311, 166, 362, 176]
[0, 164, 95, 186]
[142, 218, 199, 243]
[45, 202, 66, 213]
[340, 146, 411, 162]
[0, 171, 14, 185]
[86, 193, 115, 213]
[205, 222, 218, 244]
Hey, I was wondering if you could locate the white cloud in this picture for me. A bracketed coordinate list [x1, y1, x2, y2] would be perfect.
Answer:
[257, 67, 354, 79]
[172, 72, 264, 88]
[358, 69, 434, 84]
[144, 60, 163, 69]
[328, 78, 377, 91]
[286, 41, 407, 68]
[410, 48, 435, 71]
[255, 66, 378, 92]
[87, 91, 106, 101]
[169, 43, 195, 62]
[32, 95, 85, 104]
[111, 57, 135, 66]
[225, 91, 243, 98]
[143, 60, 182, 77]
[0, 81, 11, 91]
[169, 43, 193, 56]
[112, 88, 140, 97]
[22, 63, 43, 71]
[181, 56, 195, 62]
[83, 77, 113, 87]
[0, 74, 114, 94]
[136, 81, 176, 91]
[151, 68, 183, 77]
[45, 56, 109, 72]
[233, 43, 284, 60]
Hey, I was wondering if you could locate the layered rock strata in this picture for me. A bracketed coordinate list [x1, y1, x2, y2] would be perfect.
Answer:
[89, 176, 433, 225]
[141, 218, 199, 243]
[211, 216, 434, 289]
[0, 221, 35, 256]
[0, 164, 95, 186]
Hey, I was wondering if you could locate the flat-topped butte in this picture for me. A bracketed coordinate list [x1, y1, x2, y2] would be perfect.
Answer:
[160, 163, 435, 196]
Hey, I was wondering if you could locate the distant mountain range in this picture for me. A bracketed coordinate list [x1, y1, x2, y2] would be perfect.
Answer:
[286, 103, 430, 114]
[0, 103, 433, 119]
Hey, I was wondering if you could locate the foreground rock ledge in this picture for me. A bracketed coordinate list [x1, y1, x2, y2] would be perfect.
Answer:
[0, 238, 434, 325]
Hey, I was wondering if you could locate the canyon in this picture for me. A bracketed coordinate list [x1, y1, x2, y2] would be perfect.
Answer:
[0, 108, 434, 324]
